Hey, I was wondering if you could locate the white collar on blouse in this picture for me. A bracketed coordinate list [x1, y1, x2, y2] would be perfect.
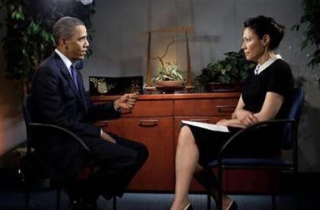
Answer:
[255, 54, 282, 75]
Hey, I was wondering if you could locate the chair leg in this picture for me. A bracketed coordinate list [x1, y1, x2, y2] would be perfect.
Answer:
[271, 193, 277, 210]
[207, 194, 211, 210]
[217, 167, 223, 210]
[25, 189, 30, 210]
[23, 178, 30, 210]
[56, 188, 61, 210]
[112, 196, 117, 210]
[270, 171, 277, 210]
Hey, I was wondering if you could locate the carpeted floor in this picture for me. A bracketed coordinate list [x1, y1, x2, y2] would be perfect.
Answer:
[0, 189, 319, 210]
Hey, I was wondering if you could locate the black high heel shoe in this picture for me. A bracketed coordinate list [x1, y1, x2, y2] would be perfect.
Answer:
[226, 200, 238, 210]
[183, 203, 194, 210]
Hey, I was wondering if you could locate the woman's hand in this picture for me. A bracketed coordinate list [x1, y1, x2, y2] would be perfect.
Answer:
[233, 109, 258, 126]
[216, 119, 246, 128]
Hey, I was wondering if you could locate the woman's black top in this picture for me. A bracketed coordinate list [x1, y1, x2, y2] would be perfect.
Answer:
[242, 59, 294, 117]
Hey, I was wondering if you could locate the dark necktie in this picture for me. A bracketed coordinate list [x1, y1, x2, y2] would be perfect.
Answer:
[70, 64, 79, 90]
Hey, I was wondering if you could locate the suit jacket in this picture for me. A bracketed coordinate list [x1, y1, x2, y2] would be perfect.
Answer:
[29, 52, 121, 177]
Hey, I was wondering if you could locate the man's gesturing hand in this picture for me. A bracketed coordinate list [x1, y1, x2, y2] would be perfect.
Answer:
[114, 92, 139, 110]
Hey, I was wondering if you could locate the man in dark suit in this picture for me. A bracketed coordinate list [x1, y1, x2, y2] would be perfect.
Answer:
[30, 16, 149, 210]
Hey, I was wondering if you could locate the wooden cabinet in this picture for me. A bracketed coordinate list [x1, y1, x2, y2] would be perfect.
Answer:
[91, 92, 272, 193]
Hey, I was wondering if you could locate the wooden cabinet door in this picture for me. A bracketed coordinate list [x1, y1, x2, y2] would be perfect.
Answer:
[223, 169, 279, 193]
[174, 98, 237, 116]
[102, 117, 175, 191]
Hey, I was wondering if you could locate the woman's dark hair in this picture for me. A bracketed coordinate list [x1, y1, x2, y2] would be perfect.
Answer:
[244, 15, 286, 50]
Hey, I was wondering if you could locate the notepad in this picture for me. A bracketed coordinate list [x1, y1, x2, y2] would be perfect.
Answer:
[181, 120, 229, 132]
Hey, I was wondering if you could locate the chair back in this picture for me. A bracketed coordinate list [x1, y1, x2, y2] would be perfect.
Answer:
[22, 95, 38, 152]
[281, 87, 304, 149]
[22, 95, 33, 125]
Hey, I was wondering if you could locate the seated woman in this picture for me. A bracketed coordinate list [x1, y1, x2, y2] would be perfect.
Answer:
[170, 15, 294, 210]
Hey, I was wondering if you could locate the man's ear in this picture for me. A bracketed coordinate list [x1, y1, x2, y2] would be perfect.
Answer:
[58, 37, 67, 46]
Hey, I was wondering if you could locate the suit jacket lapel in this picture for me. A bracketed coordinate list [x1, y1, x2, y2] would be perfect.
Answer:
[52, 53, 87, 110]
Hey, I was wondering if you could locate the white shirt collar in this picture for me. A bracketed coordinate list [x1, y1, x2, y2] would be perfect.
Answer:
[255, 54, 282, 75]
[55, 49, 73, 75]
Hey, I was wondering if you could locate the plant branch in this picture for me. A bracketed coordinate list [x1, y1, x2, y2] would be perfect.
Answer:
[153, 37, 175, 69]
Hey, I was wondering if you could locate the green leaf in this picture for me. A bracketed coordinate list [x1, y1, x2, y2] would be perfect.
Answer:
[293, 0, 320, 69]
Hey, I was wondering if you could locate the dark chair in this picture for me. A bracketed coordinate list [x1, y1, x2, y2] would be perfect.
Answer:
[206, 87, 304, 210]
[21, 95, 117, 210]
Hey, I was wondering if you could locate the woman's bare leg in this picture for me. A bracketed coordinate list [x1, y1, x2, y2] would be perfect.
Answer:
[170, 126, 199, 210]
[170, 126, 234, 210]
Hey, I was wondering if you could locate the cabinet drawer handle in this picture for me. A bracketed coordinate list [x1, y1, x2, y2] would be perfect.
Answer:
[190, 119, 210, 123]
[216, 105, 236, 112]
[139, 119, 158, 127]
